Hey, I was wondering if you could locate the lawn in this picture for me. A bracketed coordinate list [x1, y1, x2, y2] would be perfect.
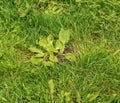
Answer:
[0, 0, 120, 103]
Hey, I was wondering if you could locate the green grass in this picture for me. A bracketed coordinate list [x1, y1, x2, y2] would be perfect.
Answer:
[0, 0, 120, 102]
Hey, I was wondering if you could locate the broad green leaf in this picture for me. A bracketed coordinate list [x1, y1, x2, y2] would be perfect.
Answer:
[49, 52, 58, 62]
[55, 40, 65, 53]
[34, 53, 44, 57]
[47, 35, 54, 46]
[37, 36, 48, 48]
[30, 56, 43, 64]
[87, 92, 99, 102]
[65, 53, 76, 62]
[59, 28, 70, 44]
[64, 92, 71, 102]
[46, 35, 56, 52]
[50, 48, 58, 53]
[29, 47, 43, 53]
[38, 36, 55, 52]
[43, 61, 54, 67]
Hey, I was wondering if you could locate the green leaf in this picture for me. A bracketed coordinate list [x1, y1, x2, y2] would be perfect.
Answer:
[37, 35, 55, 52]
[55, 40, 65, 53]
[30, 56, 43, 64]
[75, 0, 81, 2]
[43, 61, 54, 67]
[47, 34, 54, 45]
[87, 92, 99, 102]
[49, 52, 58, 62]
[0, 52, 3, 58]
[34, 53, 44, 57]
[59, 28, 70, 44]
[48, 79, 54, 94]
[76, 91, 81, 103]
[65, 53, 76, 62]
[37, 36, 48, 48]
[29, 47, 43, 53]
[113, 49, 120, 56]
[64, 92, 71, 102]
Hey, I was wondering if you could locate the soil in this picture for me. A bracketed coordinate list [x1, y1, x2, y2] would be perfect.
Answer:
[55, 47, 74, 63]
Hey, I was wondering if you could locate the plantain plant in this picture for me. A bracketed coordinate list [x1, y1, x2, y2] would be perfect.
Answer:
[29, 28, 76, 66]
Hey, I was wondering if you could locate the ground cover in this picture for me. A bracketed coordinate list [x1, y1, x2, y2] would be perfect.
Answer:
[0, 0, 120, 102]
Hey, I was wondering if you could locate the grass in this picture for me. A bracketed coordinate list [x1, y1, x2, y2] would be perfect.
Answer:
[0, 0, 120, 102]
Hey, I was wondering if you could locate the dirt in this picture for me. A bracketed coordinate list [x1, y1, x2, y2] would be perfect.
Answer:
[55, 47, 74, 63]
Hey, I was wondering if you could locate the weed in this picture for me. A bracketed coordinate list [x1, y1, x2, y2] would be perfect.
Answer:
[29, 28, 76, 66]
